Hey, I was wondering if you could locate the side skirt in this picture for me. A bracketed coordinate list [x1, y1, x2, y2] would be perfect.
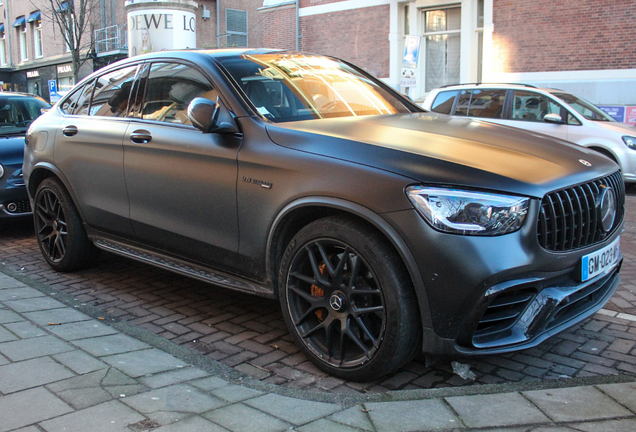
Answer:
[93, 238, 275, 298]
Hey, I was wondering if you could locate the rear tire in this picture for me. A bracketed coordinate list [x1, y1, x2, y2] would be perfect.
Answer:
[33, 178, 99, 272]
[278, 215, 421, 381]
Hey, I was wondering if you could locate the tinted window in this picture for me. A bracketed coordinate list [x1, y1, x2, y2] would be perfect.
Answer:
[431, 91, 458, 114]
[90, 65, 139, 117]
[140, 62, 217, 126]
[452, 89, 505, 118]
[60, 80, 94, 116]
[454, 90, 472, 116]
[466, 89, 505, 118]
[511, 90, 562, 123]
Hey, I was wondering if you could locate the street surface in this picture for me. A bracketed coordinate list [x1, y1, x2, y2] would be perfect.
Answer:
[1, 188, 635, 393]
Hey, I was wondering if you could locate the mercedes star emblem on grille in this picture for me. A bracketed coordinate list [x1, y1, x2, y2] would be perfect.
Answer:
[597, 186, 617, 233]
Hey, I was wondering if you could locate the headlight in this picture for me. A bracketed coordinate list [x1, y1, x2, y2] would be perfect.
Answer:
[406, 186, 529, 235]
[623, 136, 636, 150]
[0, 163, 4, 179]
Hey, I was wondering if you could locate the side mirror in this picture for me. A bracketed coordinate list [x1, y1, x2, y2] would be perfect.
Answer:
[187, 97, 238, 134]
[543, 113, 564, 124]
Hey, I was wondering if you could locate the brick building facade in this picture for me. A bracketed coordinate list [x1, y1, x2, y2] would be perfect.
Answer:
[1, 0, 633, 106]
[260, 0, 636, 106]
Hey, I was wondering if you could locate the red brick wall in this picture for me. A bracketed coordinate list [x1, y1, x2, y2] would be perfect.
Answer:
[300, 5, 390, 78]
[260, 6, 297, 50]
[493, 0, 636, 73]
[299, 0, 349, 8]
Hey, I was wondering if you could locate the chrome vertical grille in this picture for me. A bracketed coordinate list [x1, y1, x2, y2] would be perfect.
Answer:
[537, 171, 624, 251]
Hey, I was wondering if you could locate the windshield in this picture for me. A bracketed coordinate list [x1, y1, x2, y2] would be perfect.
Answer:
[218, 53, 415, 122]
[550, 91, 615, 122]
[0, 96, 51, 135]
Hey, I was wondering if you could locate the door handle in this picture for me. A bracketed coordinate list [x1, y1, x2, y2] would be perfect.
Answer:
[62, 125, 78, 137]
[130, 130, 152, 144]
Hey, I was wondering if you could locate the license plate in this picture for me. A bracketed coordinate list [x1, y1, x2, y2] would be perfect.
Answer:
[581, 237, 620, 282]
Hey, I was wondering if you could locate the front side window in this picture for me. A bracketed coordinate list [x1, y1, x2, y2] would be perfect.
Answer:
[90, 65, 139, 117]
[219, 53, 414, 123]
[423, 7, 461, 91]
[511, 90, 562, 123]
[140, 62, 216, 125]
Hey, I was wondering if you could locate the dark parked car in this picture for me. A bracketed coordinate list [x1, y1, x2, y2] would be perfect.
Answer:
[23, 50, 624, 381]
[0, 92, 50, 218]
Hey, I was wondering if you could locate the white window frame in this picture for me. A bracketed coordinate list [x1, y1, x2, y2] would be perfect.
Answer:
[0, 28, 6, 67]
[19, 22, 28, 63]
[33, 19, 43, 58]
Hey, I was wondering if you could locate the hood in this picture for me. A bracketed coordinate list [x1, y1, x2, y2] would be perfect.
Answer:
[266, 113, 618, 198]
[0, 134, 26, 167]
[591, 120, 636, 135]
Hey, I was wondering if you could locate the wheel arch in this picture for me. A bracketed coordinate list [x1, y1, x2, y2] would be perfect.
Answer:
[28, 163, 85, 219]
[266, 197, 433, 328]
[587, 145, 619, 164]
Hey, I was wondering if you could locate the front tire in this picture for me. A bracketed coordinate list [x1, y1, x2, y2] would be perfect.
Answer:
[279, 216, 421, 381]
[33, 178, 99, 272]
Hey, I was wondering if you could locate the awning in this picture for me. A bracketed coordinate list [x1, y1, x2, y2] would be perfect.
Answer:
[13, 16, 25, 28]
[56, 2, 69, 13]
[27, 11, 41, 23]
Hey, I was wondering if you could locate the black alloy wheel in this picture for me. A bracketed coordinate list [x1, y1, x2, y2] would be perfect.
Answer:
[287, 238, 386, 367]
[34, 178, 99, 272]
[279, 216, 421, 381]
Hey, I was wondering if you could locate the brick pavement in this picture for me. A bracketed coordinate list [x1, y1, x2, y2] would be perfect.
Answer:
[0, 190, 635, 393]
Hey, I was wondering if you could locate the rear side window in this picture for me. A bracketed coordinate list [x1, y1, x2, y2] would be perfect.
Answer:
[90, 65, 139, 117]
[430, 91, 458, 114]
[453, 89, 505, 118]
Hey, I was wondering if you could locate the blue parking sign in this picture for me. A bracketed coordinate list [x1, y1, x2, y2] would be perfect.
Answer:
[48, 80, 57, 94]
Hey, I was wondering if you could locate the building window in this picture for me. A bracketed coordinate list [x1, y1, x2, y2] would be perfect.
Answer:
[423, 7, 461, 91]
[226, 9, 247, 47]
[476, 0, 484, 83]
[14, 16, 28, 63]
[28, 11, 43, 59]
[0, 25, 6, 67]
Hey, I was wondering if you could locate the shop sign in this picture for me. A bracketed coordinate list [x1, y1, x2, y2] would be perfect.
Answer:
[128, 8, 196, 57]
[598, 106, 625, 123]
[57, 64, 73, 75]
[626, 106, 636, 126]
[26, 70, 40, 78]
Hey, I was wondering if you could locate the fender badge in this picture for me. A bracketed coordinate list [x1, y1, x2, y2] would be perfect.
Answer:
[579, 159, 592, 167]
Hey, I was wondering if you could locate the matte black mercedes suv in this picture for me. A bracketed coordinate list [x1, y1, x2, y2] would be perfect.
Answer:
[23, 50, 624, 381]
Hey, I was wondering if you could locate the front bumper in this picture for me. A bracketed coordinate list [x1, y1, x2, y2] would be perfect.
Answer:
[383, 199, 623, 357]
[0, 165, 31, 217]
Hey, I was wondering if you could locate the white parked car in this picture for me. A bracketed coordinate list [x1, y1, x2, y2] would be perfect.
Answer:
[423, 84, 636, 183]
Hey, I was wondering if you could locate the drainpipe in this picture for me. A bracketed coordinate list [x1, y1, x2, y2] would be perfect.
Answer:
[5, 0, 13, 67]
[216, 0, 220, 48]
[296, 0, 299, 50]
